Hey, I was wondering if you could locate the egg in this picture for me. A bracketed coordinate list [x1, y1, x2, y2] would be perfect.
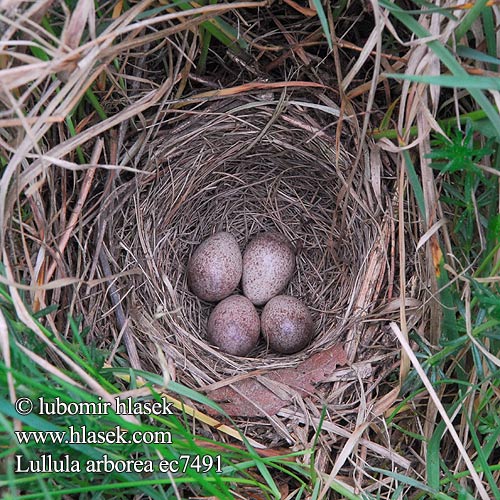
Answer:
[261, 295, 313, 354]
[187, 232, 242, 302]
[242, 231, 295, 306]
[207, 295, 260, 356]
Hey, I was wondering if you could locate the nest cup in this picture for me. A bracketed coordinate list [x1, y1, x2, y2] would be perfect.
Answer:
[113, 97, 376, 387]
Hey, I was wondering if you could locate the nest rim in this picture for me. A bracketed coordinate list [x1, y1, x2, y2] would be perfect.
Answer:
[108, 95, 384, 387]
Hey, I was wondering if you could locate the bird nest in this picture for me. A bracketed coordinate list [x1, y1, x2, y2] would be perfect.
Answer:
[104, 95, 393, 422]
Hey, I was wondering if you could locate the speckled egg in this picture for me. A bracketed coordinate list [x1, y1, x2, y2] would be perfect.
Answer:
[187, 232, 242, 302]
[207, 295, 260, 356]
[242, 231, 295, 306]
[261, 295, 313, 354]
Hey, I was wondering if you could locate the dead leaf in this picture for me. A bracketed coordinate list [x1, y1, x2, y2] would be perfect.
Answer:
[205, 345, 348, 417]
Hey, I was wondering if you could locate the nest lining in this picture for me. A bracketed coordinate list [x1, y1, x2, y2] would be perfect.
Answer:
[111, 97, 378, 387]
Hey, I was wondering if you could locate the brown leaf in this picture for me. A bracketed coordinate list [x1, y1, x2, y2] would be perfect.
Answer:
[205, 345, 348, 417]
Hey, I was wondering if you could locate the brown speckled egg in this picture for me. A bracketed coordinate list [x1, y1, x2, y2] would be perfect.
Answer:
[242, 231, 295, 306]
[261, 295, 313, 354]
[187, 232, 242, 302]
[207, 295, 260, 356]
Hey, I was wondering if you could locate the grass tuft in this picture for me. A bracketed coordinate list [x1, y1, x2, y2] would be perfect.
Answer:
[1, 0, 500, 498]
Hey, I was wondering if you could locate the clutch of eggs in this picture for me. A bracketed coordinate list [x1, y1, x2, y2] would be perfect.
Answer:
[187, 230, 313, 356]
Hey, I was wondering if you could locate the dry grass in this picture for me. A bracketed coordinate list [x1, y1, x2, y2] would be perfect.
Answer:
[1, 1, 499, 498]
[70, 92, 417, 485]
[0, 0, 429, 495]
[111, 97, 370, 373]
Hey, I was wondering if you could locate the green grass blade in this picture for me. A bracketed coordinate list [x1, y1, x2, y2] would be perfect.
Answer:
[402, 149, 427, 223]
[427, 400, 461, 491]
[311, 0, 333, 49]
[467, 414, 500, 498]
[202, 15, 249, 51]
[386, 73, 500, 91]
[395, 0, 457, 18]
[0, 399, 161, 499]
[167, 380, 230, 416]
[437, 261, 459, 344]
[381, 0, 500, 139]
[65, 116, 86, 164]
[174, 1, 248, 52]
[372, 108, 493, 140]
[197, 26, 212, 74]
[456, 45, 500, 66]
[370, 467, 456, 499]
[482, 9, 497, 72]
[324, 479, 362, 500]
[84, 88, 108, 121]
[454, 0, 489, 42]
